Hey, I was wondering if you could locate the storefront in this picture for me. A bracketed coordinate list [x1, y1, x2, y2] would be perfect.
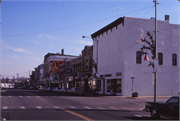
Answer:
[98, 78, 122, 95]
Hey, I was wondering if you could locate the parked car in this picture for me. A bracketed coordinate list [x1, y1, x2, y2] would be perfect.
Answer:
[29, 86, 35, 90]
[42, 87, 47, 92]
[67, 87, 83, 95]
[59, 87, 71, 94]
[46, 87, 54, 92]
[39, 87, 44, 91]
[143, 96, 179, 119]
[53, 87, 61, 93]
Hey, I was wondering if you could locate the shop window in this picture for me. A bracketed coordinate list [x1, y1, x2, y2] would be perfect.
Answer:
[107, 79, 122, 93]
[107, 80, 111, 92]
[158, 53, 163, 65]
[136, 51, 141, 64]
[172, 54, 177, 66]
[116, 79, 121, 93]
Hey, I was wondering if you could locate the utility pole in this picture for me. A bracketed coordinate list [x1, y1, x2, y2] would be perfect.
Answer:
[153, 0, 157, 103]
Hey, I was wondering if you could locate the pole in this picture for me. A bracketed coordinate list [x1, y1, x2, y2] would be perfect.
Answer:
[96, 39, 99, 90]
[154, 0, 157, 102]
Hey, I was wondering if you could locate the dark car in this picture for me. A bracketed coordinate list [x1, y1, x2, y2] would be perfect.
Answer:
[143, 96, 179, 119]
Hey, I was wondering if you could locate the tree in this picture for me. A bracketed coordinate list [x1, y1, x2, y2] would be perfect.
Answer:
[139, 31, 156, 68]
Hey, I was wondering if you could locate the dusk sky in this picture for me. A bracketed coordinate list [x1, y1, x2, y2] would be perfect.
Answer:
[0, 0, 179, 79]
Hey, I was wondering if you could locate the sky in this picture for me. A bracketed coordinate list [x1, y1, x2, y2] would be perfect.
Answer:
[0, 0, 180, 79]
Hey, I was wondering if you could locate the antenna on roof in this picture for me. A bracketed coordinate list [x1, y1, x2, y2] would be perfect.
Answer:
[113, 7, 123, 18]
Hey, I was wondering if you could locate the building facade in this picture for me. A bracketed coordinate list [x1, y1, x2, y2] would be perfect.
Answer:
[59, 45, 94, 92]
[43, 49, 78, 87]
[91, 15, 179, 96]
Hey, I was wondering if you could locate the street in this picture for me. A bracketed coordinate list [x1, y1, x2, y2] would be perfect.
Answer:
[1, 88, 172, 120]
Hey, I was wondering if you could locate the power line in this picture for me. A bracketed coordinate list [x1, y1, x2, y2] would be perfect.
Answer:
[1, 6, 154, 38]
[2, 1, 131, 29]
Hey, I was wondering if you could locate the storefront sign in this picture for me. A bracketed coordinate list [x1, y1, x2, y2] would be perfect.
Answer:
[116, 72, 122, 76]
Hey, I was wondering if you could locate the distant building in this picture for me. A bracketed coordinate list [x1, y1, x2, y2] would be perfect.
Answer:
[91, 15, 179, 96]
[43, 49, 78, 87]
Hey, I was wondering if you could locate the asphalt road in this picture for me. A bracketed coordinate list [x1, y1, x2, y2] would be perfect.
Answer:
[1, 88, 172, 120]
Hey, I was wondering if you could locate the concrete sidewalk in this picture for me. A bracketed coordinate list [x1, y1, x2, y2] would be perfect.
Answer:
[83, 92, 172, 99]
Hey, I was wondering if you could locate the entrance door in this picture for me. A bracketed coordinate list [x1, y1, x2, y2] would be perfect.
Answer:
[103, 79, 105, 94]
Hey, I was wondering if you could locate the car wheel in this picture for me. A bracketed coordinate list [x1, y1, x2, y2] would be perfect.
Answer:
[151, 108, 160, 119]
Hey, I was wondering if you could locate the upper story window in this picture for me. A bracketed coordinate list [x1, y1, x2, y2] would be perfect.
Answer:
[86, 60, 88, 69]
[136, 51, 141, 64]
[158, 53, 163, 65]
[172, 54, 177, 66]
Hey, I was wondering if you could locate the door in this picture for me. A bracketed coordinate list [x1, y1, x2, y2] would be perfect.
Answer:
[103, 79, 105, 94]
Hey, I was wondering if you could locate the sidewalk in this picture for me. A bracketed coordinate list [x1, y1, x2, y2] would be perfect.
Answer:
[83, 92, 172, 99]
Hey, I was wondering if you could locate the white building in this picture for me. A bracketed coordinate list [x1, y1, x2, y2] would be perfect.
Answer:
[91, 15, 179, 96]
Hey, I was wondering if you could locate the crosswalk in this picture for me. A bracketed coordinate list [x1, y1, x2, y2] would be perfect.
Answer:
[1, 105, 143, 111]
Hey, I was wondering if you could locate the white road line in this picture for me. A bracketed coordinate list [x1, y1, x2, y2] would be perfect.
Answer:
[3, 106, 8, 109]
[27, 96, 30, 97]
[122, 107, 133, 110]
[110, 107, 119, 110]
[135, 115, 142, 117]
[84, 106, 92, 109]
[19, 96, 22, 97]
[36, 96, 39, 97]
[36, 106, 42, 109]
[53, 106, 59, 109]
[20, 106, 25, 109]
[97, 107, 106, 109]
[9, 96, 12, 97]
[70, 106, 76, 109]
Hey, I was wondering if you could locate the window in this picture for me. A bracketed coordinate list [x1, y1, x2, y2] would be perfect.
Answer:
[172, 54, 177, 66]
[86, 60, 88, 69]
[136, 51, 141, 64]
[158, 53, 163, 65]
[106, 79, 121, 93]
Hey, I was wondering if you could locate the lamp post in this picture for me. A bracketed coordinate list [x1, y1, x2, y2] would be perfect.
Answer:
[131, 77, 135, 95]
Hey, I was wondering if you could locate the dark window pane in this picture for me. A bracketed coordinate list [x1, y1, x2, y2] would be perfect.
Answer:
[172, 54, 177, 66]
[158, 53, 163, 65]
[136, 51, 141, 64]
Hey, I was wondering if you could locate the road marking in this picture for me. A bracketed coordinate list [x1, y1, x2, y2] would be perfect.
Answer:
[3, 106, 8, 109]
[19, 96, 22, 97]
[9, 96, 12, 97]
[36, 106, 42, 109]
[70, 106, 76, 109]
[97, 106, 106, 109]
[84, 106, 92, 109]
[110, 107, 118, 110]
[53, 106, 59, 109]
[20, 106, 25, 109]
[60, 108, 94, 121]
[36, 96, 39, 97]
[135, 115, 142, 117]
[27, 96, 30, 97]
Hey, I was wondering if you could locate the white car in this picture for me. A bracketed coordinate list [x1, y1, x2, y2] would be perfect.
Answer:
[59, 87, 71, 94]
[67, 87, 83, 95]
[53, 87, 61, 93]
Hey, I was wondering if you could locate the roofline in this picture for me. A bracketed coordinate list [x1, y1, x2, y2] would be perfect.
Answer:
[91, 17, 124, 39]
